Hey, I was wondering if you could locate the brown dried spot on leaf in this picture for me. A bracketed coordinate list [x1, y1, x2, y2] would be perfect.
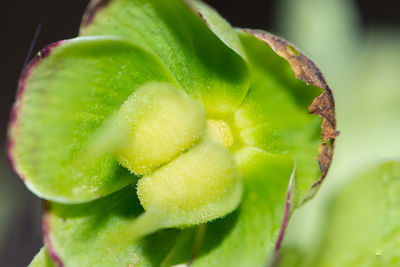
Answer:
[244, 29, 339, 199]
[80, 0, 111, 31]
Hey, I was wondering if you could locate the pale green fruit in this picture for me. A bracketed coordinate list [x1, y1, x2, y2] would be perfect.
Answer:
[116, 82, 207, 175]
[137, 140, 242, 227]
[111, 82, 242, 236]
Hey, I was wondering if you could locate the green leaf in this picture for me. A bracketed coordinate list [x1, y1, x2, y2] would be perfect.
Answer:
[80, 0, 250, 118]
[235, 31, 324, 204]
[9, 36, 178, 203]
[44, 186, 197, 266]
[280, 161, 400, 267]
[29, 247, 55, 267]
[318, 161, 400, 266]
[192, 151, 294, 266]
[184, 0, 246, 57]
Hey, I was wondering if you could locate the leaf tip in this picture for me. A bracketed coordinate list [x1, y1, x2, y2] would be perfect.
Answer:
[80, 0, 111, 32]
[242, 29, 339, 201]
[42, 203, 64, 267]
[196, 11, 210, 27]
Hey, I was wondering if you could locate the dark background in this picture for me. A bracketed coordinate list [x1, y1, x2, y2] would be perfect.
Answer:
[0, 0, 399, 266]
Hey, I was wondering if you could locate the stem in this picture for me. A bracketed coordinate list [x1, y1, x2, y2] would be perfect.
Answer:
[188, 224, 207, 266]
[159, 230, 194, 267]
[126, 210, 166, 242]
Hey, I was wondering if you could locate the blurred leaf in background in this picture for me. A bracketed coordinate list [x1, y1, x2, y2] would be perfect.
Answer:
[280, 161, 400, 266]
[277, 0, 400, 261]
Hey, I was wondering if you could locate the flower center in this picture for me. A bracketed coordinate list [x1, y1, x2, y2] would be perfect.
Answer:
[207, 119, 234, 149]
[111, 82, 242, 227]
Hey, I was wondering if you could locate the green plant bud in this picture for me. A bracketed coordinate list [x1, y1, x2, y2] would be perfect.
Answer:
[8, 0, 338, 265]
[115, 82, 207, 175]
[137, 140, 242, 227]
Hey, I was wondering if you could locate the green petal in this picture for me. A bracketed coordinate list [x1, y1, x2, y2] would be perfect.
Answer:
[235, 31, 324, 204]
[28, 247, 56, 267]
[184, 0, 246, 58]
[43, 186, 196, 266]
[190, 149, 294, 266]
[9, 36, 177, 203]
[80, 0, 250, 118]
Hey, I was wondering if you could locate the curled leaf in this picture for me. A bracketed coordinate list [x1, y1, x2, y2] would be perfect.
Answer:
[242, 29, 338, 201]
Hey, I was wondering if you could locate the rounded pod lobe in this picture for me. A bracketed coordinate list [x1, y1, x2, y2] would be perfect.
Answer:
[106, 82, 242, 238]
[138, 140, 242, 227]
[115, 82, 207, 175]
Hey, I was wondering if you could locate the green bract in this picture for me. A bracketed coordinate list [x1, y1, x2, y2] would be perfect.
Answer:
[9, 0, 336, 266]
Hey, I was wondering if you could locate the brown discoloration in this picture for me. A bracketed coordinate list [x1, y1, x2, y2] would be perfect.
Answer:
[244, 29, 338, 200]
[309, 91, 337, 142]
[315, 143, 332, 184]
[80, 0, 111, 31]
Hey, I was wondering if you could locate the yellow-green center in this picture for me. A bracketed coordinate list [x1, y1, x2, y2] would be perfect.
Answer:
[115, 82, 242, 227]
[207, 119, 234, 148]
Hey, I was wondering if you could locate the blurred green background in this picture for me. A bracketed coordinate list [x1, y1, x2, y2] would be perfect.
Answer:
[1, 0, 399, 266]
